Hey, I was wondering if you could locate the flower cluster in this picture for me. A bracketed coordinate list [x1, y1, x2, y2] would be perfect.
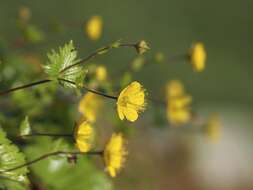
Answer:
[0, 12, 224, 190]
[166, 80, 192, 126]
[74, 80, 146, 177]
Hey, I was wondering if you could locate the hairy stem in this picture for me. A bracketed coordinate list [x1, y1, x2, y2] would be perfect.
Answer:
[0, 78, 118, 100]
[58, 78, 118, 100]
[0, 79, 52, 96]
[20, 133, 73, 138]
[0, 42, 136, 97]
[1, 150, 103, 173]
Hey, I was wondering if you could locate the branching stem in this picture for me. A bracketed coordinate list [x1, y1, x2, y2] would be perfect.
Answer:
[0, 42, 135, 97]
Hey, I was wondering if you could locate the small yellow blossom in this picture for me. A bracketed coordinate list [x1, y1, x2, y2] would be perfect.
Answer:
[117, 81, 146, 122]
[85, 15, 103, 41]
[190, 42, 206, 72]
[95, 65, 107, 81]
[103, 133, 127, 177]
[78, 92, 103, 123]
[166, 80, 192, 126]
[206, 114, 221, 143]
[74, 120, 94, 152]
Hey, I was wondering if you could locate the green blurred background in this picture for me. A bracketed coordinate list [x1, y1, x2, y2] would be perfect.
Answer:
[0, 0, 253, 190]
[1, 0, 253, 104]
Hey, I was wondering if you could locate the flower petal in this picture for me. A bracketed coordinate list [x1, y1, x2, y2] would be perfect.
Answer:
[123, 107, 138, 122]
[117, 105, 125, 120]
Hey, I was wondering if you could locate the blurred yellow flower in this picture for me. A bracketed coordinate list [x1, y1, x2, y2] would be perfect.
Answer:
[85, 15, 103, 41]
[95, 65, 107, 81]
[103, 133, 127, 177]
[166, 80, 192, 126]
[78, 92, 103, 123]
[74, 120, 94, 152]
[18, 6, 31, 23]
[206, 114, 221, 143]
[117, 81, 146, 122]
[190, 42, 206, 72]
[167, 80, 184, 97]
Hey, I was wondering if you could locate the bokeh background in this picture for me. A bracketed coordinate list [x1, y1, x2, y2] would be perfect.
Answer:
[0, 0, 253, 190]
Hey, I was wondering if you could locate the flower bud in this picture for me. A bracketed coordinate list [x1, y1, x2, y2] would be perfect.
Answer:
[135, 40, 150, 54]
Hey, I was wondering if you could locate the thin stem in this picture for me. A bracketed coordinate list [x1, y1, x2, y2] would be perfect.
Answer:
[0, 79, 52, 96]
[119, 43, 136, 47]
[58, 78, 118, 100]
[20, 133, 73, 138]
[59, 43, 136, 74]
[82, 86, 118, 100]
[1, 150, 103, 173]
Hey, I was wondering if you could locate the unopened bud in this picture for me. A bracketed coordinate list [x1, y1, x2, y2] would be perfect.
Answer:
[135, 40, 150, 54]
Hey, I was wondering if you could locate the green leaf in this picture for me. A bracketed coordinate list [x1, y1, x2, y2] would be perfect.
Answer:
[75, 69, 88, 89]
[44, 41, 85, 89]
[19, 116, 32, 137]
[0, 127, 29, 189]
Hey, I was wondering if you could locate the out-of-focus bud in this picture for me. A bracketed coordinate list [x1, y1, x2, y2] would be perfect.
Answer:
[95, 65, 107, 81]
[120, 72, 132, 88]
[154, 52, 165, 63]
[18, 6, 31, 23]
[85, 15, 103, 41]
[131, 56, 145, 72]
[189, 42, 206, 72]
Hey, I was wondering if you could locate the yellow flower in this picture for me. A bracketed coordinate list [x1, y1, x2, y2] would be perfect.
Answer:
[103, 133, 127, 177]
[85, 15, 103, 41]
[117, 81, 146, 122]
[190, 42, 206, 72]
[95, 65, 107, 81]
[78, 92, 103, 123]
[166, 80, 192, 126]
[206, 114, 221, 143]
[74, 120, 94, 152]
